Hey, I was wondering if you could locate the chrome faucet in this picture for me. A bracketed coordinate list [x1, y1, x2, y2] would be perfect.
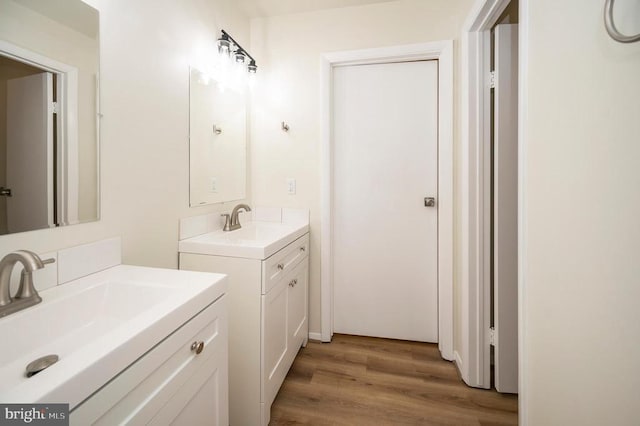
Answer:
[221, 204, 252, 231]
[0, 250, 54, 318]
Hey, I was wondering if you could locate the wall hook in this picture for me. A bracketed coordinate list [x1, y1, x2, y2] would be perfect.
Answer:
[281, 121, 290, 132]
[213, 124, 223, 135]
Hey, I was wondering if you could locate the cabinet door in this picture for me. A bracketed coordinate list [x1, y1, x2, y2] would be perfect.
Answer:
[287, 261, 308, 349]
[149, 347, 228, 426]
[261, 278, 288, 406]
[70, 298, 228, 426]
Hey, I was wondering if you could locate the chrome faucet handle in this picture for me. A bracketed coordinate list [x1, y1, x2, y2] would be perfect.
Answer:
[16, 272, 41, 301]
[15, 256, 53, 300]
[222, 204, 252, 232]
[221, 213, 232, 232]
[227, 204, 252, 231]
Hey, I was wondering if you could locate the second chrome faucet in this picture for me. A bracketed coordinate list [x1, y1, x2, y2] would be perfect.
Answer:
[221, 204, 252, 231]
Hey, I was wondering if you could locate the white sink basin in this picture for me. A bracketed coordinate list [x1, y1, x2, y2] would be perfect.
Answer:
[179, 221, 309, 259]
[0, 265, 227, 408]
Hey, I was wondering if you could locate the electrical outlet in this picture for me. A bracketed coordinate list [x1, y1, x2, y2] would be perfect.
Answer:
[210, 177, 218, 193]
[286, 178, 296, 195]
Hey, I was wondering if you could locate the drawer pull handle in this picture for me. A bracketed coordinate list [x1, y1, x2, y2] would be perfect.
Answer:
[289, 279, 298, 287]
[300, 247, 306, 252]
[277, 263, 285, 270]
[191, 341, 205, 355]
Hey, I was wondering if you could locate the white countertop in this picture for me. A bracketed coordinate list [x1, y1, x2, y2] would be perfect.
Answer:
[178, 220, 309, 260]
[0, 265, 227, 409]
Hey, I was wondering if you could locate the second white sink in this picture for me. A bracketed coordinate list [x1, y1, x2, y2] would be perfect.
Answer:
[179, 221, 309, 259]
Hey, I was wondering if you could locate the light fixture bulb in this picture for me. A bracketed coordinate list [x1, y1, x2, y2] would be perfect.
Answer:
[217, 35, 230, 55]
[234, 50, 246, 64]
[247, 60, 257, 74]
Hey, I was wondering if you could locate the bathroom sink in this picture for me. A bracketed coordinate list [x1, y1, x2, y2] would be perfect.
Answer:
[0, 265, 227, 408]
[179, 221, 309, 259]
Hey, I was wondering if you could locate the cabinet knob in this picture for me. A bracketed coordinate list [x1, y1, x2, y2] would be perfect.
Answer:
[289, 279, 298, 287]
[191, 341, 205, 355]
[277, 263, 284, 270]
[300, 246, 306, 252]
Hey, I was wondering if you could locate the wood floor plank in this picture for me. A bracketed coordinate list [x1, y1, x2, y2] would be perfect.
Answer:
[270, 334, 518, 426]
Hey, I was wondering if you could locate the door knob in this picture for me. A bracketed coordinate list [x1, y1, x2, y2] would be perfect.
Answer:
[424, 197, 436, 207]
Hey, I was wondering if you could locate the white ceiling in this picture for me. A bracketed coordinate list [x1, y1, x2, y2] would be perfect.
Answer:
[236, 0, 399, 18]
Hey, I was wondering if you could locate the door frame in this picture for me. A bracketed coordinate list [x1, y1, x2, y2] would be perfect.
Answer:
[458, 0, 528, 422]
[0, 40, 80, 226]
[319, 41, 454, 361]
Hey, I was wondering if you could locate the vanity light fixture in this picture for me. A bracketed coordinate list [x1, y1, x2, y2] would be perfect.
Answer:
[217, 30, 258, 74]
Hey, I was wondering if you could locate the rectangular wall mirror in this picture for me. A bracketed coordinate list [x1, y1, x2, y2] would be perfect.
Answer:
[0, 0, 100, 235]
[189, 67, 247, 206]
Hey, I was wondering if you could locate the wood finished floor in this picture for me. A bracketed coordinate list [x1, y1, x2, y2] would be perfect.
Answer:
[269, 334, 517, 426]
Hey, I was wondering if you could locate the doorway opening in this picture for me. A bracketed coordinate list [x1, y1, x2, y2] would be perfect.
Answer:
[489, 0, 519, 393]
[0, 41, 80, 233]
[320, 41, 455, 361]
[0, 53, 58, 233]
[459, 0, 519, 396]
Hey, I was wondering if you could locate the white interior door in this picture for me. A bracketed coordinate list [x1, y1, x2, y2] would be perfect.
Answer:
[493, 23, 519, 393]
[6, 72, 54, 233]
[332, 60, 439, 342]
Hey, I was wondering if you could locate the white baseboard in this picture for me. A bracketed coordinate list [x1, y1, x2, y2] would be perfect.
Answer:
[440, 345, 455, 361]
[454, 350, 465, 377]
[308, 332, 323, 342]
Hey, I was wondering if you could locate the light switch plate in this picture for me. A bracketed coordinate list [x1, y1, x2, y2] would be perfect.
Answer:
[286, 178, 296, 195]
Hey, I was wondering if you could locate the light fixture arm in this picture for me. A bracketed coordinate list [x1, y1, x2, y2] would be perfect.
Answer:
[221, 30, 256, 64]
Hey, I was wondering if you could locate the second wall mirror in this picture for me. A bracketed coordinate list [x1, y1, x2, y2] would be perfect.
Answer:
[189, 67, 247, 206]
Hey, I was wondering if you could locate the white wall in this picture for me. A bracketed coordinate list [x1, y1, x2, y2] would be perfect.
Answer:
[250, 0, 474, 334]
[522, 0, 640, 424]
[0, 0, 251, 268]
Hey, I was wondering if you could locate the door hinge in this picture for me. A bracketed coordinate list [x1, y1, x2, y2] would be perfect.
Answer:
[489, 70, 496, 89]
[51, 101, 59, 114]
[489, 327, 496, 346]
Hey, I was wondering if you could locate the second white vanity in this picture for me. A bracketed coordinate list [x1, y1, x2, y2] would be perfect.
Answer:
[179, 208, 309, 426]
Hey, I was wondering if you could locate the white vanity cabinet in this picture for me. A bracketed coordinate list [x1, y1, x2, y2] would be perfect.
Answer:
[70, 296, 229, 426]
[180, 232, 309, 426]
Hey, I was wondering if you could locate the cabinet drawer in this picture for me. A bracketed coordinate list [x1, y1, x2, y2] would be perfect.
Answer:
[70, 296, 228, 426]
[262, 233, 309, 294]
